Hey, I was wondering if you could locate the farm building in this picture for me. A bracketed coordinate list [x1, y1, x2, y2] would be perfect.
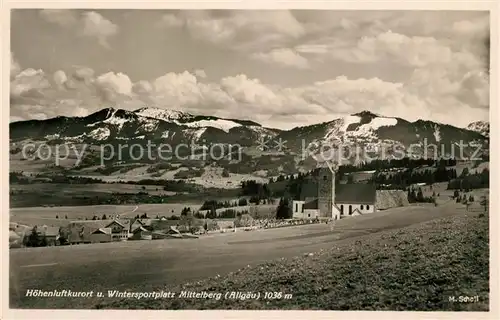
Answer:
[90, 228, 112, 243]
[9, 230, 22, 248]
[130, 226, 153, 240]
[130, 218, 155, 232]
[68, 219, 131, 244]
[35, 225, 60, 246]
[292, 167, 376, 220]
[107, 220, 130, 241]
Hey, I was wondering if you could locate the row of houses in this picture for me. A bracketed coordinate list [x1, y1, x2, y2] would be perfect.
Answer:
[67, 218, 187, 244]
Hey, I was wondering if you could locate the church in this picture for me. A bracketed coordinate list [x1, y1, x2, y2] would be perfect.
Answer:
[292, 167, 377, 220]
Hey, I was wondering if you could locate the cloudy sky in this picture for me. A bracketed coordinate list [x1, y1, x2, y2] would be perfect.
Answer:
[10, 9, 490, 129]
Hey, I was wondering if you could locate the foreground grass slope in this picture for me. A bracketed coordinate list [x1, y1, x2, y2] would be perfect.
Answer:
[97, 212, 489, 311]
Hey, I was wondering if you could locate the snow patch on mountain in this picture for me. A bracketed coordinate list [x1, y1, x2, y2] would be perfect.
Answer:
[341, 115, 362, 131]
[433, 125, 441, 142]
[467, 121, 489, 137]
[102, 115, 128, 131]
[89, 127, 110, 140]
[184, 119, 241, 133]
[366, 117, 398, 130]
[135, 107, 192, 121]
[187, 128, 207, 141]
[45, 133, 60, 140]
[140, 118, 159, 132]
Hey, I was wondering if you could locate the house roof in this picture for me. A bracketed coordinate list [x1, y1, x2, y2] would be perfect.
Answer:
[69, 219, 130, 238]
[36, 226, 60, 237]
[106, 220, 125, 228]
[92, 228, 112, 235]
[335, 183, 376, 204]
[132, 226, 150, 233]
[303, 199, 319, 210]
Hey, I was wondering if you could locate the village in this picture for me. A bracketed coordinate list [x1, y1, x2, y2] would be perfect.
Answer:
[10, 162, 487, 249]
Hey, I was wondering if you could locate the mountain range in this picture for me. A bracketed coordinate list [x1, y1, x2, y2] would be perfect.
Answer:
[10, 107, 489, 170]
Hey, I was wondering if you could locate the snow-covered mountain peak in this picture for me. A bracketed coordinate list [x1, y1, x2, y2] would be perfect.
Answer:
[134, 107, 193, 122]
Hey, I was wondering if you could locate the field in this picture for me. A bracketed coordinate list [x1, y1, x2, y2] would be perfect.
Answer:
[10, 202, 203, 227]
[102, 209, 489, 311]
[9, 199, 489, 310]
[10, 183, 177, 196]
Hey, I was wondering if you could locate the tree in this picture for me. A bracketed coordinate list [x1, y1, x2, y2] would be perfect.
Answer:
[235, 213, 254, 228]
[181, 207, 191, 216]
[416, 188, 424, 202]
[276, 198, 291, 219]
[461, 167, 469, 178]
[347, 174, 354, 184]
[480, 196, 488, 212]
[206, 206, 217, 219]
[58, 227, 69, 245]
[27, 226, 40, 247]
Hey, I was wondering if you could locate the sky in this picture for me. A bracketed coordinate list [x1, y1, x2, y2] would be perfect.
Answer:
[10, 9, 490, 130]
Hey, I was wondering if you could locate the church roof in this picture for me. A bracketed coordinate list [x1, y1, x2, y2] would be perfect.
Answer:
[303, 199, 319, 209]
[335, 183, 376, 204]
[298, 181, 376, 205]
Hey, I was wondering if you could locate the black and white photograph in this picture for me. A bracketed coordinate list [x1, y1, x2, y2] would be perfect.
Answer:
[5, 3, 497, 316]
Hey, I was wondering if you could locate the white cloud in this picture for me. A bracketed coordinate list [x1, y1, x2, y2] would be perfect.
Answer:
[10, 52, 20, 79]
[10, 68, 50, 97]
[81, 11, 119, 48]
[159, 13, 184, 27]
[96, 72, 132, 95]
[39, 9, 78, 27]
[159, 10, 308, 69]
[53, 70, 68, 87]
[72, 66, 95, 82]
[251, 48, 310, 69]
[194, 69, 207, 78]
[39, 10, 118, 48]
[132, 80, 153, 95]
[10, 65, 489, 129]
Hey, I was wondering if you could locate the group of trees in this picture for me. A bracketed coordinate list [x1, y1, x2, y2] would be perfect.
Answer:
[453, 190, 475, 204]
[407, 187, 437, 204]
[452, 190, 488, 212]
[240, 180, 272, 203]
[371, 167, 458, 189]
[337, 158, 457, 175]
[447, 168, 489, 190]
[24, 226, 48, 247]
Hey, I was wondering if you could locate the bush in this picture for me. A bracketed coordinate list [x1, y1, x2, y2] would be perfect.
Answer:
[234, 214, 254, 228]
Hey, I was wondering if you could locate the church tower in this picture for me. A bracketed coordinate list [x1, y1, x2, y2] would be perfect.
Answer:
[317, 167, 335, 218]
